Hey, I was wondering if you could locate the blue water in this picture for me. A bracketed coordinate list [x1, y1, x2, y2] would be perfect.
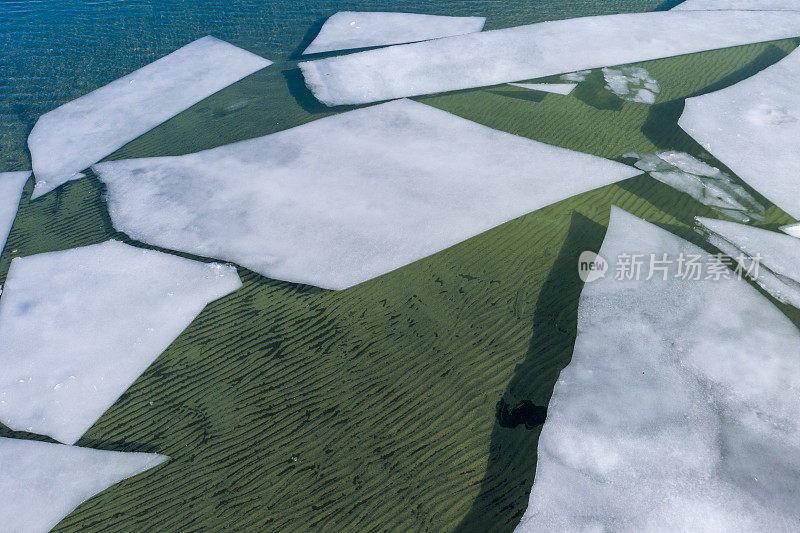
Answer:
[1, 0, 669, 170]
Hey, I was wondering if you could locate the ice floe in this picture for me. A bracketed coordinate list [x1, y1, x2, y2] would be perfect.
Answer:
[0, 171, 30, 254]
[516, 207, 800, 532]
[0, 240, 242, 444]
[28, 36, 272, 199]
[680, 47, 800, 218]
[696, 216, 800, 308]
[602, 66, 660, 104]
[0, 436, 166, 533]
[302, 11, 485, 54]
[299, 10, 800, 106]
[92, 99, 639, 290]
[507, 82, 576, 95]
[674, 0, 800, 10]
[624, 150, 764, 222]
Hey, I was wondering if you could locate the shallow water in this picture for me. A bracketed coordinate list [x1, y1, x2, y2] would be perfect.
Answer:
[2, 1, 800, 531]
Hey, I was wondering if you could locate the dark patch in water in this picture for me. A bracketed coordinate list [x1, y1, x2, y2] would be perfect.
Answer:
[454, 212, 607, 533]
[655, 0, 685, 10]
[574, 70, 624, 111]
[495, 399, 547, 429]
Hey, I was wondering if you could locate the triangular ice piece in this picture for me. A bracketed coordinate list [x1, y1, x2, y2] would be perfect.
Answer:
[517, 208, 800, 531]
[28, 36, 272, 198]
[0, 171, 30, 254]
[302, 11, 485, 54]
[0, 240, 242, 444]
[0, 436, 166, 533]
[696, 216, 800, 308]
[299, 10, 800, 106]
[92, 99, 639, 290]
[507, 82, 576, 95]
[680, 47, 800, 218]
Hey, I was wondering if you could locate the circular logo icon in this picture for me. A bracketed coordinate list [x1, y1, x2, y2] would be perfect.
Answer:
[578, 251, 608, 283]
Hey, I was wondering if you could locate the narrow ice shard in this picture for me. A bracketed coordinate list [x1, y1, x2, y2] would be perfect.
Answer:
[507, 82, 576, 95]
[696, 216, 800, 308]
[27, 36, 272, 199]
[302, 11, 485, 54]
[0, 240, 242, 444]
[299, 11, 800, 106]
[92, 99, 639, 290]
[680, 48, 800, 218]
[516, 208, 800, 532]
[602, 66, 660, 104]
[0, 171, 30, 253]
[624, 150, 764, 222]
[0, 437, 167, 533]
[781, 222, 800, 238]
[674, 0, 800, 10]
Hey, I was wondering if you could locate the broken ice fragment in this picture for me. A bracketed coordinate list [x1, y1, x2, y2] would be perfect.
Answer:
[0, 240, 242, 444]
[28, 36, 272, 199]
[0, 171, 30, 254]
[507, 82, 576, 95]
[680, 47, 800, 218]
[696, 216, 800, 308]
[516, 207, 800, 532]
[92, 99, 639, 290]
[560, 70, 591, 82]
[302, 11, 485, 54]
[299, 11, 800, 106]
[602, 66, 660, 104]
[0, 436, 166, 533]
[624, 151, 764, 222]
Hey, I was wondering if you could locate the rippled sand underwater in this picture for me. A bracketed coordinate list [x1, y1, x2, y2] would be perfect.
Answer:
[2, 0, 800, 531]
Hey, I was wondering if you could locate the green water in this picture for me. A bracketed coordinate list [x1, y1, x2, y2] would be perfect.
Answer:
[2, 1, 800, 531]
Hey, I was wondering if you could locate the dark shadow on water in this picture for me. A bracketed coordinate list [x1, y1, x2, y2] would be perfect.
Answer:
[454, 212, 606, 533]
[574, 70, 623, 111]
[281, 67, 336, 114]
[0, 425, 59, 444]
[289, 17, 328, 59]
[496, 399, 547, 430]
[640, 99, 690, 150]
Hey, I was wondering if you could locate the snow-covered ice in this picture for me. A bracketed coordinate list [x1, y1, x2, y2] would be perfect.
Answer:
[624, 150, 764, 222]
[674, 0, 800, 10]
[27, 36, 272, 199]
[602, 66, 660, 104]
[92, 99, 639, 290]
[0, 436, 166, 533]
[680, 47, 800, 218]
[0, 240, 242, 444]
[696, 216, 800, 308]
[516, 207, 800, 532]
[302, 11, 485, 54]
[0, 171, 30, 254]
[299, 10, 800, 106]
[507, 82, 576, 95]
